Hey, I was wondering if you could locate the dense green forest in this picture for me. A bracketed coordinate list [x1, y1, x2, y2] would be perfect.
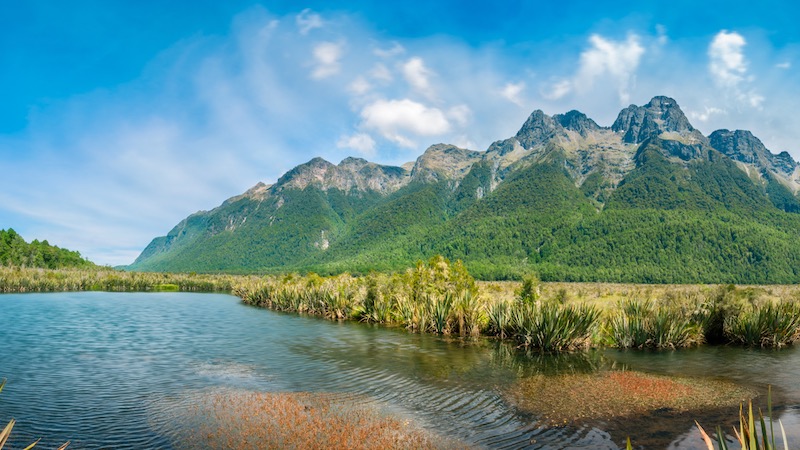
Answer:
[0, 229, 94, 269]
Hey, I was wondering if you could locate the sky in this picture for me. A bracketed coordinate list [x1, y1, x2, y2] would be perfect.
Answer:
[2, 0, 799, 266]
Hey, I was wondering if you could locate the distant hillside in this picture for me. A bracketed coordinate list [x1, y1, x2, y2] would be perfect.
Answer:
[128, 96, 800, 283]
[0, 229, 94, 269]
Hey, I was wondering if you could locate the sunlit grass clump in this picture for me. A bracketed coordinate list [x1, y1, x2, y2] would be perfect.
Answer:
[606, 299, 701, 349]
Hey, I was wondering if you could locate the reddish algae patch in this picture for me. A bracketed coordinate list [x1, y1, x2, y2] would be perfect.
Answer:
[507, 370, 756, 425]
[177, 391, 461, 449]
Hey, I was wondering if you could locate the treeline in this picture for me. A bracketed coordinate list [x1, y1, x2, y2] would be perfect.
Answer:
[0, 229, 94, 269]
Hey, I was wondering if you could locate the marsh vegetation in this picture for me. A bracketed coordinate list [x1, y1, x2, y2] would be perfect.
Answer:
[4, 259, 800, 351]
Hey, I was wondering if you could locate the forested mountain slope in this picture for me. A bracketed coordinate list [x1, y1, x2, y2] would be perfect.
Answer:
[128, 97, 800, 283]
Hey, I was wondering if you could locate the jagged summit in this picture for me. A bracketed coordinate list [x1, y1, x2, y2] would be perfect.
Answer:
[411, 144, 482, 182]
[709, 129, 797, 175]
[274, 156, 408, 194]
[553, 110, 601, 136]
[515, 110, 562, 149]
[612, 95, 697, 144]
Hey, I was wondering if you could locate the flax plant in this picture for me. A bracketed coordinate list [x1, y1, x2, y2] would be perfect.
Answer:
[725, 302, 800, 348]
[606, 299, 700, 349]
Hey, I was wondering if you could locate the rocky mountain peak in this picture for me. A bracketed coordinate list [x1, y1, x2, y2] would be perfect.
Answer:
[339, 156, 370, 169]
[553, 110, 601, 136]
[709, 129, 798, 177]
[273, 156, 409, 194]
[612, 96, 695, 144]
[411, 144, 482, 182]
[515, 110, 562, 149]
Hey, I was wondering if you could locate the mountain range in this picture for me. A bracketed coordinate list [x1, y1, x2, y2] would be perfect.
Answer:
[127, 96, 800, 283]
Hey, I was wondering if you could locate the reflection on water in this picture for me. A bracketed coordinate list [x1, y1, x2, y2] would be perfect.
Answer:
[0, 292, 798, 449]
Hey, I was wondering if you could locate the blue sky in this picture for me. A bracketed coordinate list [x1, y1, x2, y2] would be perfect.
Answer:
[2, 1, 799, 266]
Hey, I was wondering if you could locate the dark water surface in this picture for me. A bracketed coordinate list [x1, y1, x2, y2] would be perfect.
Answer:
[1, 292, 799, 449]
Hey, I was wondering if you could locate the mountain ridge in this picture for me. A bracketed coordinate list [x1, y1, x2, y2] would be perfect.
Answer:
[128, 96, 800, 283]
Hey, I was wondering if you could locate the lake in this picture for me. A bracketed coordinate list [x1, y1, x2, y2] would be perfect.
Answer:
[1, 292, 799, 449]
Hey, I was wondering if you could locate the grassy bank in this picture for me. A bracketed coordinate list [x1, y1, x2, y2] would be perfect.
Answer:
[3, 260, 800, 350]
[0, 266, 246, 293]
[233, 257, 800, 351]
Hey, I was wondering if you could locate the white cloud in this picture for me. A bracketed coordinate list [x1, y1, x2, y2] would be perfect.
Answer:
[500, 81, 526, 106]
[776, 61, 791, 69]
[707, 31, 764, 109]
[574, 34, 645, 105]
[348, 76, 371, 95]
[402, 57, 434, 97]
[311, 41, 343, 79]
[447, 104, 471, 126]
[360, 98, 450, 147]
[370, 63, 393, 82]
[542, 79, 572, 100]
[337, 132, 376, 156]
[296, 9, 323, 35]
[709, 31, 747, 88]
[374, 42, 405, 58]
[689, 106, 726, 122]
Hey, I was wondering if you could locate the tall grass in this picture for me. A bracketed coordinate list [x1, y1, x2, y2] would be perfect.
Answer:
[504, 301, 600, 352]
[606, 299, 701, 349]
[0, 266, 238, 293]
[726, 302, 800, 348]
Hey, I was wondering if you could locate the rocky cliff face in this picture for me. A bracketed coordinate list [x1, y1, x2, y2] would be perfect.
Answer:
[612, 95, 700, 144]
[709, 129, 800, 194]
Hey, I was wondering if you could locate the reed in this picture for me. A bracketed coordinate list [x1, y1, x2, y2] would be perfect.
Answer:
[4, 262, 800, 353]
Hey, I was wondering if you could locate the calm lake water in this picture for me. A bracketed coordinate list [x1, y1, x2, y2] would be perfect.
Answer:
[1, 292, 800, 449]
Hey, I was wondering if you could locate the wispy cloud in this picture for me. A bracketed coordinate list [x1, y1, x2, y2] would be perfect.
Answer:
[708, 30, 763, 108]
[311, 41, 344, 79]
[500, 81, 526, 106]
[296, 9, 323, 35]
[402, 57, 435, 98]
[544, 33, 645, 105]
